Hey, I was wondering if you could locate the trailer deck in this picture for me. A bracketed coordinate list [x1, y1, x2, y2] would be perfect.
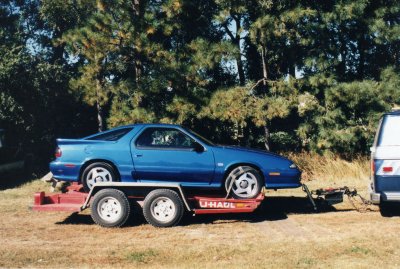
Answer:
[32, 182, 265, 214]
[32, 181, 370, 227]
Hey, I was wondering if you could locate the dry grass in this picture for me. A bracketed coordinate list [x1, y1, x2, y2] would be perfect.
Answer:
[286, 152, 369, 182]
[1, 155, 399, 269]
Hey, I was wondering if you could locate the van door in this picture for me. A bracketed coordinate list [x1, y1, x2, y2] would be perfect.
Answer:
[373, 114, 400, 199]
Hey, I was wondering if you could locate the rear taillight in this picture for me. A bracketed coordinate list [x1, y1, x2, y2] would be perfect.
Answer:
[371, 160, 375, 174]
[383, 166, 393, 173]
[55, 147, 62, 158]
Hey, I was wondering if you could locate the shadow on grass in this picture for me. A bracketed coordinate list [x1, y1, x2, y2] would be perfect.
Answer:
[0, 171, 37, 190]
[55, 213, 95, 225]
[179, 196, 342, 226]
[55, 201, 146, 226]
[55, 196, 344, 227]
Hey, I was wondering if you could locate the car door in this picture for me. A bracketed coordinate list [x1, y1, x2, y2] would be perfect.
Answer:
[131, 127, 215, 184]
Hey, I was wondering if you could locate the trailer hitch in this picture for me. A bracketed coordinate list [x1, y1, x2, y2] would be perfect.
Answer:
[302, 184, 375, 212]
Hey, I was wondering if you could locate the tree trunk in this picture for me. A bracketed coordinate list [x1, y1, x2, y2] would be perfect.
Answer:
[51, 30, 65, 64]
[135, 59, 142, 84]
[338, 25, 347, 80]
[132, 0, 140, 15]
[260, 46, 270, 150]
[289, 64, 296, 78]
[96, 79, 104, 132]
[132, 0, 144, 85]
[234, 16, 245, 86]
[235, 43, 245, 86]
[358, 34, 365, 79]
[264, 125, 270, 151]
[261, 45, 268, 85]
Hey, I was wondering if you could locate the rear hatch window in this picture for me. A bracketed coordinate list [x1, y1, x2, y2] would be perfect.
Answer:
[378, 115, 400, 146]
[86, 128, 133, 141]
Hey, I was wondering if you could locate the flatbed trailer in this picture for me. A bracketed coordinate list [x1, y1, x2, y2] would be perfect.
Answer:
[32, 182, 369, 228]
[32, 182, 267, 227]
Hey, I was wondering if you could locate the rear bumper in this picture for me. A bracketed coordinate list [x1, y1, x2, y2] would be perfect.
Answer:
[50, 161, 80, 182]
[370, 191, 400, 204]
[371, 174, 400, 204]
[370, 191, 381, 204]
[381, 192, 400, 202]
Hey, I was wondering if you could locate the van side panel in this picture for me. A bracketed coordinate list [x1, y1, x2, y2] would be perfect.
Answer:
[374, 159, 400, 192]
[371, 112, 400, 203]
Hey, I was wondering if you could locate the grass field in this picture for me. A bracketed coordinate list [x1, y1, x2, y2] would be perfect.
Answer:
[1, 155, 400, 269]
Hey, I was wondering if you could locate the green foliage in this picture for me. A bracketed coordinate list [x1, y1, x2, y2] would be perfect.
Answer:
[107, 83, 156, 127]
[270, 131, 299, 152]
[298, 69, 400, 156]
[0, 92, 24, 125]
[1, 0, 400, 162]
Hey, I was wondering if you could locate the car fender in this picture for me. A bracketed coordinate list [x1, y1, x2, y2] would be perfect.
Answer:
[80, 157, 121, 179]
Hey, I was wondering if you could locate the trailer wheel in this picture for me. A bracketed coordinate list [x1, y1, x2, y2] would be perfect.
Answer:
[225, 166, 263, 199]
[91, 189, 130, 228]
[143, 189, 184, 227]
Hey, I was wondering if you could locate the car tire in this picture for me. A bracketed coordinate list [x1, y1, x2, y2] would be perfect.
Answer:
[81, 162, 117, 192]
[143, 189, 184, 227]
[225, 166, 263, 199]
[91, 188, 131, 228]
[379, 201, 395, 217]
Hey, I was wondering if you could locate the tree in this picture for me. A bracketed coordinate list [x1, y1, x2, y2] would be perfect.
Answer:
[2, 0, 400, 162]
[214, 0, 250, 85]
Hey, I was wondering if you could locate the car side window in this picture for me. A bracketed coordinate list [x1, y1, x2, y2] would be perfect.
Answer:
[136, 128, 196, 149]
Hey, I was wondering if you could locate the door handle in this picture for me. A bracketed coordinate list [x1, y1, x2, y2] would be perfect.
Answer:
[134, 154, 143, 158]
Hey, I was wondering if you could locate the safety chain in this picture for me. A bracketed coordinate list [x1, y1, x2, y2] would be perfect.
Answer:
[311, 186, 378, 213]
[342, 187, 377, 212]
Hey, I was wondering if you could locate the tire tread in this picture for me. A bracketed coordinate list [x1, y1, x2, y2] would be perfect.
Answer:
[143, 189, 184, 227]
[91, 188, 131, 228]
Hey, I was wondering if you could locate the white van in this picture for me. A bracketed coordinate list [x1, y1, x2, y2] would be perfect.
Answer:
[370, 111, 400, 209]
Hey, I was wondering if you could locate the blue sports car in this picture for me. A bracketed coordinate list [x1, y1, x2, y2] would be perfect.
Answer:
[50, 124, 301, 198]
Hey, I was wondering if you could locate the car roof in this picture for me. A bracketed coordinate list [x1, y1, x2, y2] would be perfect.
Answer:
[83, 123, 183, 140]
[116, 123, 182, 129]
[384, 110, 400, 116]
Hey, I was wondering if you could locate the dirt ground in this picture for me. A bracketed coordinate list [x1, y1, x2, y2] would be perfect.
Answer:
[1, 176, 400, 269]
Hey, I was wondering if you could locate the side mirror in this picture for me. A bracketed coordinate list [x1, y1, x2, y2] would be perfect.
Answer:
[192, 142, 204, 153]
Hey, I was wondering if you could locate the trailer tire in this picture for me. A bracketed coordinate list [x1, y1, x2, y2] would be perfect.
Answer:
[143, 189, 184, 227]
[91, 189, 130, 228]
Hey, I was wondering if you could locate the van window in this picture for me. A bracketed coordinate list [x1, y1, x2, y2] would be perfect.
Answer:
[378, 116, 400, 146]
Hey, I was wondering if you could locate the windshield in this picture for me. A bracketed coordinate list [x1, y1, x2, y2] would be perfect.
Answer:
[378, 115, 400, 146]
[184, 128, 215, 146]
